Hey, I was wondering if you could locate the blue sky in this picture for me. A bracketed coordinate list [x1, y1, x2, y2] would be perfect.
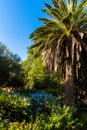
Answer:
[0, 0, 51, 60]
[0, 0, 81, 60]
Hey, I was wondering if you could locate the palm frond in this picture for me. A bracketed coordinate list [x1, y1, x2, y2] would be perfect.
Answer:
[60, 0, 68, 15]
[44, 3, 52, 9]
[50, 8, 65, 20]
[67, 0, 78, 12]
[77, 0, 87, 9]
[38, 18, 51, 24]
[51, 0, 58, 7]
[42, 9, 51, 16]
[30, 42, 43, 49]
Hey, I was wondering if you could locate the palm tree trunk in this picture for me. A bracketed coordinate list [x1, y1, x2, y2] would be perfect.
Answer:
[65, 59, 75, 107]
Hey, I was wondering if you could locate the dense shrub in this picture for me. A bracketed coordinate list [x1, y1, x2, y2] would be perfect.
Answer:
[0, 89, 86, 130]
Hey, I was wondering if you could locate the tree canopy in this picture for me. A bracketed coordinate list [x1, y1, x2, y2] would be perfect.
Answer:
[0, 42, 23, 87]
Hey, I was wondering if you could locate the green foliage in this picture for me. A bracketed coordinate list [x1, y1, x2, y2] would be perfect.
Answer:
[79, 112, 87, 129]
[0, 42, 23, 87]
[22, 47, 59, 89]
[0, 89, 86, 130]
[8, 121, 32, 130]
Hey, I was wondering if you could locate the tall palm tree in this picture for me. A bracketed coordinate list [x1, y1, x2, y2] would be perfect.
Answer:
[30, 0, 87, 106]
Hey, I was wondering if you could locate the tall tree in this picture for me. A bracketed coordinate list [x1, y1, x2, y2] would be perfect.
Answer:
[30, 0, 87, 106]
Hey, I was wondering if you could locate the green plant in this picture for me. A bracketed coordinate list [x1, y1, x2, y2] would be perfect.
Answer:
[0, 89, 86, 130]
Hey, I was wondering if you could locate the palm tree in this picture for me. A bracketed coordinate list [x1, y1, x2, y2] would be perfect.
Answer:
[30, 0, 87, 106]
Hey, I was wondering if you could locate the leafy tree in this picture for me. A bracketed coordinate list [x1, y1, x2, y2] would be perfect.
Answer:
[0, 42, 23, 87]
[0, 42, 11, 85]
[22, 47, 59, 89]
[30, 0, 87, 106]
[8, 53, 24, 87]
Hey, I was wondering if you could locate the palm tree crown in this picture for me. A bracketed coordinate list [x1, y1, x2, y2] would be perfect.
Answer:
[30, 0, 87, 77]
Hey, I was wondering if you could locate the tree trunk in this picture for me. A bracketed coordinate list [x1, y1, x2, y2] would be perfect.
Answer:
[64, 60, 75, 107]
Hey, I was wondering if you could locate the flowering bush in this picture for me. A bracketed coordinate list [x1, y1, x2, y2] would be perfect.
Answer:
[30, 91, 60, 114]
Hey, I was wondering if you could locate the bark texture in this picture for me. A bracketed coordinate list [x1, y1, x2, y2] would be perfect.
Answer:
[65, 60, 75, 107]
